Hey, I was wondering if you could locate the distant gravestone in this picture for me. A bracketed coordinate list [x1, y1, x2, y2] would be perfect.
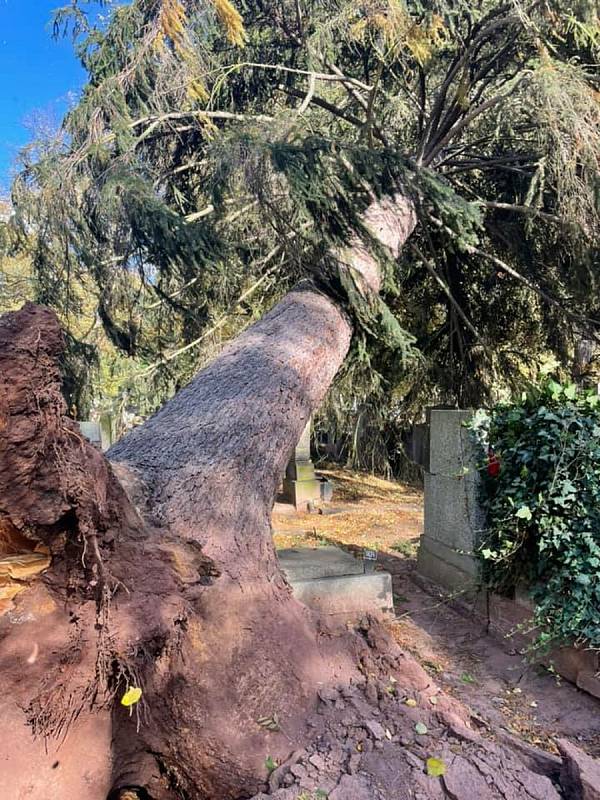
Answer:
[78, 417, 114, 450]
[78, 420, 102, 448]
[282, 418, 322, 510]
[98, 414, 114, 450]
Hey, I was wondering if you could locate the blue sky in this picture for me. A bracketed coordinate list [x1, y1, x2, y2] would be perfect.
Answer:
[0, 0, 89, 193]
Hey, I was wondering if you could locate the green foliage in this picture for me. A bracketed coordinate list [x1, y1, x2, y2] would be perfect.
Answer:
[391, 538, 419, 557]
[264, 755, 278, 774]
[7, 0, 600, 465]
[476, 380, 600, 651]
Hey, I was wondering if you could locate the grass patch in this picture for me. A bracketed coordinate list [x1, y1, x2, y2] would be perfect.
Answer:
[391, 537, 419, 557]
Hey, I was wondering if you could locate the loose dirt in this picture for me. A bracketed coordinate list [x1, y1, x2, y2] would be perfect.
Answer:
[267, 466, 600, 798]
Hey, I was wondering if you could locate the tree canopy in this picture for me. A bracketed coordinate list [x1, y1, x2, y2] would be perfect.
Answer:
[6, 0, 600, 468]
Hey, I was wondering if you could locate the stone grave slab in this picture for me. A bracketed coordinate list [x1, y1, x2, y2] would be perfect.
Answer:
[278, 546, 394, 617]
[278, 545, 363, 582]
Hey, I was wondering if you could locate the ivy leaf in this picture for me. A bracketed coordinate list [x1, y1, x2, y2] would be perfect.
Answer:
[516, 505, 533, 521]
[548, 380, 563, 399]
[564, 384, 577, 400]
[426, 757, 446, 777]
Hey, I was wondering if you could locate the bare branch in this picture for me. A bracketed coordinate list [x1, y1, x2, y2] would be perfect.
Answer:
[423, 76, 527, 165]
[298, 72, 316, 114]
[410, 243, 485, 344]
[209, 61, 373, 91]
[276, 85, 363, 127]
[481, 201, 567, 226]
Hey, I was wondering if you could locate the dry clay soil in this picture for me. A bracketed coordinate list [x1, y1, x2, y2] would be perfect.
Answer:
[259, 467, 600, 800]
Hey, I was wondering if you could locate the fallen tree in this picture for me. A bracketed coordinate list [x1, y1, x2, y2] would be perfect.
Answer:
[2, 192, 599, 799]
[2, 0, 600, 795]
[0, 196, 410, 798]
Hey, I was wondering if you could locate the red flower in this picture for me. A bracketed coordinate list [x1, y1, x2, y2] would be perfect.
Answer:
[487, 447, 500, 478]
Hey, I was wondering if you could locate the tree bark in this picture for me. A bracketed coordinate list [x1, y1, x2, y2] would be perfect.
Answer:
[0, 195, 417, 799]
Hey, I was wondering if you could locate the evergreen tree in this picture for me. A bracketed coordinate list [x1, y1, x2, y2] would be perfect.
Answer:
[11, 0, 600, 465]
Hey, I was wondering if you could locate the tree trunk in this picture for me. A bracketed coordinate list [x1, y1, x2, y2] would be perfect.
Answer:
[0, 195, 583, 800]
[107, 285, 357, 797]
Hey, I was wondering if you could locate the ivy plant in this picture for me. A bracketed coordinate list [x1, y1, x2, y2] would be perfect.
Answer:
[474, 380, 600, 652]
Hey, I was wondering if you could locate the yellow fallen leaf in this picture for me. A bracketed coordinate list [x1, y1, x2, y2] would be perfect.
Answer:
[121, 687, 142, 707]
[426, 757, 446, 777]
[257, 716, 280, 731]
[405, 698, 417, 707]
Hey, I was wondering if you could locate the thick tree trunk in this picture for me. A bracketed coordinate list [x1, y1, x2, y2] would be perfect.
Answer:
[1, 194, 583, 800]
[111, 193, 417, 797]
[107, 286, 356, 797]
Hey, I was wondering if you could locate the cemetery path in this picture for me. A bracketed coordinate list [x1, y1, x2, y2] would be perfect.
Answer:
[387, 558, 600, 759]
[273, 467, 600, 763]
